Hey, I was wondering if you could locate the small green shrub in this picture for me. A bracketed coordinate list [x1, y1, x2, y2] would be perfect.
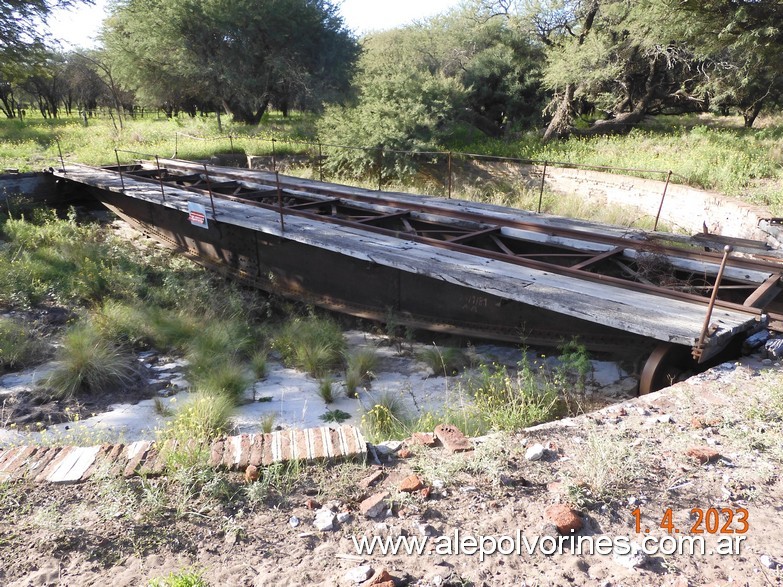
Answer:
[260, 413, 277, 433]
[417, 346, 467, 376]
[0, 317, 46, 371]
[161, 392, 234, 443]
[148, 568, 208, 587]
[345, 348, 379, 380]
[469, 361, 559, 432]
[344, 366, 362, 398]
[360, 391, 410, 443]
[557, 338, 592, 390]
[250, 350, 268, 379]
[320, 409, 351, 424]
[317, 376, 337, 404]
[47, 323, 136, 399]
[192, 360, 251, 403]
[273, 315, 346, 377]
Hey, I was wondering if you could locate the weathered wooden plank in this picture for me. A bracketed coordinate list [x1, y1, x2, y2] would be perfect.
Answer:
[57, 164, 761, 348]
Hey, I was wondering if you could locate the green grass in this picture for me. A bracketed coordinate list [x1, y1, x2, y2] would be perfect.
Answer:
[148, 567, 209, 586]
[417, 346, 468, 376]
[317, 376, 337, 404]
[161, 391, 234, 443]
[192, 360, 251, 403]
[360, 391, 411, 444]
[272, 315, 346, 378]
[46, 322, 137, 399]
[0, 317, 46, 371]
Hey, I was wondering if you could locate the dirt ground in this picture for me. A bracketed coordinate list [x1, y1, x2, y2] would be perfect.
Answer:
[0, 351, 781, 587]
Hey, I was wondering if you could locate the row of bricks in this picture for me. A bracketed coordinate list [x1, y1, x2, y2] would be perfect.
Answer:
[0, 425, 367, 485]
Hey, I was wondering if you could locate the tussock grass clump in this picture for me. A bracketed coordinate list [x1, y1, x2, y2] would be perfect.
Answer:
[162, 391, 234, 443]
[467, 360, 559, 432]
[192, 360, 251, 403]
[250, 350, 268, 379]
[47, 323, 136, 399]
[360, 391, 410, 443]
[273, 315, 346, 377]
[344, 348, 379, 397]
[0, 317, 46, 371]
[318, 376, 337, 404]
[418, 346, 468, 376]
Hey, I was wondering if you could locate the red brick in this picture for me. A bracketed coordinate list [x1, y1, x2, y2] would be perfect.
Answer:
[545, 504, 583, 534]
[124, 441, 152, 478]
[329, 428, 342, 458]
[222, 436, 238, 469]
[237, 434, 253, 469]
[209, 439, 225, 468]
[280, 430, 294, 462]
[411, 432, 437, 447]
[358, 469, 385, 490]
[4, 447, 40, 481]
[15, 447, 53, 481]
[359, 491, 390, 518]
[0, 446, 22, 470]
[365, 569, 394, 586]
[245, 464, 259, 484]
[294, 429, 310, 461]
[686, 446, 720, 464]
[261, 433, 275, 466]
[249, 434, 265, 466]
[35, 447, 71, 483]
[399, 474, 425, 493]
[434, 424, 472, 453]
[311, 428, 327, 460]
[81, 444, 115, 480]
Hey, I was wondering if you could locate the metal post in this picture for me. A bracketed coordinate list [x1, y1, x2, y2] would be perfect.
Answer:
[694, 245, 733, 360]
[155, 155, 166, 201]
[318, 141, 324, 182]
[271, 139, 277, 172]
[447, 151, 453, 199]
[275, 171, 285, 233]
[229, 134, 234, 153]
[203, 163, 217, 218]
[654, 170, 673, 232]
[56, 138, 66, 173]
[377, 147, 383, 191]
[174, 132, 178, 158]
[538, 161, 548, 214]
[114, 149, 125, 192]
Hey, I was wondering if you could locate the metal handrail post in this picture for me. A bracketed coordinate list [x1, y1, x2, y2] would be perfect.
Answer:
[654, 170, 673, 231]
[114, 149, 125, 192]
[155, 155, 166, 201]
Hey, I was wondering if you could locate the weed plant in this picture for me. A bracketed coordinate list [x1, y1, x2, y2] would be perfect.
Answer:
[148, 568, 209, 587]
[0, 317, 46, 371]
[161, 392, 234, 444]
[317, 377, 337, 403]
[272, 315, 346, 377]
[417, 346, 468, 376]
[360, 391, 410, 443]
[46, 322, 137, 399]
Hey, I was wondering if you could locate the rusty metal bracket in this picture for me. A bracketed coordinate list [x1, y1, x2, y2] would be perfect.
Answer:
[693, 245, 732, 360]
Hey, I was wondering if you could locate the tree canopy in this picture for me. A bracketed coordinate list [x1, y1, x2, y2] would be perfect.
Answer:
[103, 0, 359, 123]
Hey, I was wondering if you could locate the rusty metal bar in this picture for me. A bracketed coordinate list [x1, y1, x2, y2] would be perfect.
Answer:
[155, 155, 166, 201]
[229, 134, 234, 153]
[114, 149, 125, 192]
[174, 132, 178, 158]
[654, 170, 673, 231]
[694, 245, 733, 359]
[272, 139, 277, 172]
[203, 163, 217, 218]
[275, 171, 285, 233]
[538, 161, 547, 214]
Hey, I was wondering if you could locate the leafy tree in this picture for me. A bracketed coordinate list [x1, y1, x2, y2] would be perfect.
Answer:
[103, 0, 359, 124]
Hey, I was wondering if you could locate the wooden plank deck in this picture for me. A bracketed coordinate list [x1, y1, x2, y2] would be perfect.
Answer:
[56, 164, 763, 350]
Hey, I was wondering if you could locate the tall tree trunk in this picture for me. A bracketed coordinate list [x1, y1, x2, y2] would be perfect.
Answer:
[543, 84, 576, 142]
[542, 1, 600, 142]
[743, 100, 763, 128]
